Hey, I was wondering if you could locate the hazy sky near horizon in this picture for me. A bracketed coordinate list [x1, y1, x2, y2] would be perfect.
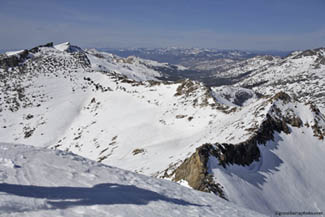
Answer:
[0, 0, 324, 50]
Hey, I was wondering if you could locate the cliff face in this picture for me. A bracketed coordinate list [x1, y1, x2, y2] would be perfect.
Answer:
[169, 92, 325, 198]
[172, 144, 226, 198]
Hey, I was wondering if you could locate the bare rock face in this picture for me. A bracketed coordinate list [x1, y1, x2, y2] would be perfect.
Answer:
[29, 42, 54, 53]
[72, 52, 91, 68]
[169, 110, 290, 197]
[174, 79, 199, 96]
[270, 91, 291, 103]
[172, 144, 226, 199]
[0, 50, 29, 68]
[169, 92, 325, 198]
[169, 116, 283, 198]
[293, 48, 325, 59]
[214, 113, 289, 168]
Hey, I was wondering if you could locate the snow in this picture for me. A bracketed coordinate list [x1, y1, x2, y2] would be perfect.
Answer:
[0, 143, 265, 217]
[0, 67, 274, 176]
[1, 43, 325, 216]
[86, 50, 163, 81]
[1, 45, 321, 181]
[209, 127, 325, 216]
[231, 49, 325, 112]
[5, 50, 25, 56]
[211, 86, 258, 107]
[54, 42, 71, 52]
[0, 158, 16, 168]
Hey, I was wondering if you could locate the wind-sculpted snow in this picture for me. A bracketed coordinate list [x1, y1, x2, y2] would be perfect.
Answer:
[0, 143, 265, 217]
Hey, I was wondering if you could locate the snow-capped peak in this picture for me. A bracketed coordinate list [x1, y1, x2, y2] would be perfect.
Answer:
[54, 42, 71, 51]
[54, 42, 83, 53]
[5, 49, 26, 57]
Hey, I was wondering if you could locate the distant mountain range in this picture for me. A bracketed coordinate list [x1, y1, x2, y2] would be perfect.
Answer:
[100, 47, 291, 68]
[99, 47, 292, 87]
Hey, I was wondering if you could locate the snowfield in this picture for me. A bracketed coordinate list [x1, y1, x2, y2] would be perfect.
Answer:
[0, 143, 265, 217]
[1, 42, 325, 216]
[210, 128, 325, 215]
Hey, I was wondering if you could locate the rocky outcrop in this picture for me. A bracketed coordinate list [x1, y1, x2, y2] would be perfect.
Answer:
[172, 144, 226, 199]
[214, 113, 289, 168]
[168, 92, 325, 198]
[0, 50, 29, 68]
[72, 52, 91, 68]
[29, 42, 54, 53]
[168, 114, 289, 197]
[174, 79, 199, 96]
[293, 48, 325, 59]
[270, 91, 292, 103]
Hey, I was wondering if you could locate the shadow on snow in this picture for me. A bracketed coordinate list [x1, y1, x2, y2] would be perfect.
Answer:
[0, 182, 204, 209]
[210, 133, 285, 189]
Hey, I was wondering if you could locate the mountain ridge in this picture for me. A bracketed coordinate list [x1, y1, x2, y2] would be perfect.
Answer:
[0, 42, 324, 216]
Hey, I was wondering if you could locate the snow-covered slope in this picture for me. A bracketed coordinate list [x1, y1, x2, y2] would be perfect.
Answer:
[214, 55, 281, 79]
[1, 42, 325, 216]
[86, 49, 165, 81]
[0, 143, 265, 217]
[221, 48, 325, 113]
[5, 50, 26, 57]
[205, 93, 325, 215]
[210, 127, 325, 215]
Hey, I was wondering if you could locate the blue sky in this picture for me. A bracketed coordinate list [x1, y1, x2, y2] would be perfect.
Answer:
[0, 0, 324, 50]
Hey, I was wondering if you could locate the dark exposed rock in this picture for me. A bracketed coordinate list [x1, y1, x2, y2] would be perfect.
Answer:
[29, 42, 54, 53]
[312, 122, 325, 140]
[0, 50, 29, 68]
[314, 55, 325, 68]
[214, 113, 291, 168]
[309, 103, 322, 116]
[168, 96, 315, 197]
[233, 90, 255, 106]
[270, 91, 291, 103]
[147, 80, 162, 86]
[25, 114, 34, 120]
[293, 47, 324, 59]
[72, 52, 91, 68]
[285, 116, 303, 128]
[263, 55, 274, 61]
[294, 49, 317, 58]
[242, 80, 268, 89]
[174, 79, 199, 96]
[308, 105, 325, 139]
[172, 144, 226, 199]
[64, 43, 83, 53]
[24, 128, 35, 138]
[132, 148, 145, 155]
[176, 114, 187, 119]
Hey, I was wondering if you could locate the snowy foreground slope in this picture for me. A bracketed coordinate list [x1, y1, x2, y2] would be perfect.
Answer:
[0, 143, 265, 217]
[1, 42, 325, 216]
